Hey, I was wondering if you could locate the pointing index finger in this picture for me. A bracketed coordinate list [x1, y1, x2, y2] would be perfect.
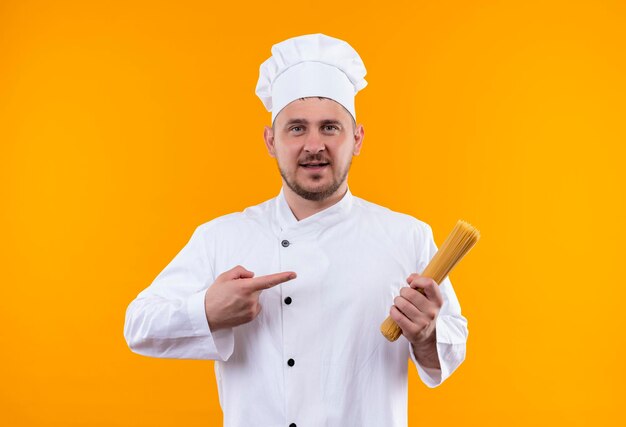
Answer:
[246, 271, 297, 291]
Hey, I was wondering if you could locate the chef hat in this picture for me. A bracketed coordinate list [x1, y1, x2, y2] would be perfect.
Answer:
[255, 33, 368, 124]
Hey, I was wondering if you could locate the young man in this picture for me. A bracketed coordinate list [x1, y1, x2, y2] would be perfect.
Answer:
[125, 33, 468, 427]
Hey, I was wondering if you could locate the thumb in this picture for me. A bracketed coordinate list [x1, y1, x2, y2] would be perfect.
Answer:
[406, 273, 421, 284]
[220, 265, 255, 281]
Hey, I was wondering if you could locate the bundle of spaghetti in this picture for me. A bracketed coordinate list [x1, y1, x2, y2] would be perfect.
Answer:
[380, 220, 480, 342]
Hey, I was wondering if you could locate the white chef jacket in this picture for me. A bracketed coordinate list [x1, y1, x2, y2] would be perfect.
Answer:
[124, 187, 468, 427]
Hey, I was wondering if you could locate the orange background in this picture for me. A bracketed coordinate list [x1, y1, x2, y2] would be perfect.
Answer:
[2, 0, 625, 426]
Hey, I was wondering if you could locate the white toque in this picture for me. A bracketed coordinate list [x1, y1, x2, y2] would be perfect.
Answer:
[255, 33, 368, 124]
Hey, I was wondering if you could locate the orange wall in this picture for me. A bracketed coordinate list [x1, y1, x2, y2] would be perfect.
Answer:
[1, 0, 625, 426]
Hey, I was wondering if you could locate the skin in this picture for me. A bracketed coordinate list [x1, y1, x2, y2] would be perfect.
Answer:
[264, 97, 363, 221]
[204, 97, 442, 370]
[204, 266, 296, 331]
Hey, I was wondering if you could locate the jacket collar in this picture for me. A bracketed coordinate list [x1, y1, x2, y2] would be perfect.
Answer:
[274, 186, 354, 235]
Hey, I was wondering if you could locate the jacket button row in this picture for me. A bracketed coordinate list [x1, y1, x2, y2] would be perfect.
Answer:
[284, 297, 292, 305]
[281, 239, 290, 247]
[287, 358, 295, 367]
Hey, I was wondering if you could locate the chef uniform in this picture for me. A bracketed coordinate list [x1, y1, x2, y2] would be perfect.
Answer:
[124, 33, 468, 427]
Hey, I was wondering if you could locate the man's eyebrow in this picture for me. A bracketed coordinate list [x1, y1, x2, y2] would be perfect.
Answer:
[284, 118, 309, 126]
[319, 119, 343, 127]
[283, 118, 344, 127]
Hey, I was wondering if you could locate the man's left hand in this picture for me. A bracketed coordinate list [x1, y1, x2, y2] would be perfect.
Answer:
[389, 273, 443, 346]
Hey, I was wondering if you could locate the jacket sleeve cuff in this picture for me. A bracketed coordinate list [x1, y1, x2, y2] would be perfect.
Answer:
[409, 340, 443, 387]
[409, 314, 467, 388]
[185, 290, 235, 361]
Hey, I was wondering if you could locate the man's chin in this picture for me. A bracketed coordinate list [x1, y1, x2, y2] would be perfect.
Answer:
[298, 181, 334, 194]
[280, 166, 348, 202]
[289, 180, 341, 202]
[300, 181, 328, 191]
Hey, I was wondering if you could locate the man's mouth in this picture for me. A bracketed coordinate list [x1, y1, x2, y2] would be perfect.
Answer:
[299, 162, 330, 169]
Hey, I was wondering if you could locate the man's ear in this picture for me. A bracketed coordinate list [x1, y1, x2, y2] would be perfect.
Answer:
[263, 126, 276, 158]
[352, 124, 364, 156]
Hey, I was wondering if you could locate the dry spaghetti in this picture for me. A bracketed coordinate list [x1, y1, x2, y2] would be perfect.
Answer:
[380, 220, 480, 342]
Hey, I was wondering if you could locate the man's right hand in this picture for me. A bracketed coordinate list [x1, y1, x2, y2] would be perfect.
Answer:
[204, 265, 297, 331]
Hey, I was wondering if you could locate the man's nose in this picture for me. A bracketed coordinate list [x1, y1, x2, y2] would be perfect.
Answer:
[303, 131, 326, 153]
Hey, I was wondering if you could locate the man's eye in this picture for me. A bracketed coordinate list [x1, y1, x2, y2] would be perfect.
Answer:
[323, 125, 338, 131]
[290, 126, 303, 132]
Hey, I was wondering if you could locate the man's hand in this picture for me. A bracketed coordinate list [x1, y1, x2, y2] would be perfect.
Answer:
[204, 265, 296, 331]
[389, 274, 443, 365]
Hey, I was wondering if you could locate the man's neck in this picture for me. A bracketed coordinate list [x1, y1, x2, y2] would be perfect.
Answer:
[283, 183, 348, 221]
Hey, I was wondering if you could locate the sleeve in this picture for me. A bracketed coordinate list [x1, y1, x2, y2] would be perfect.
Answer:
[408, 222, 469, 388]
[123, 224, 235, 361]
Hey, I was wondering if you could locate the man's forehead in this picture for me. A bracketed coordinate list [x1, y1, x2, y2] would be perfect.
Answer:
[275, 97, 352, 126]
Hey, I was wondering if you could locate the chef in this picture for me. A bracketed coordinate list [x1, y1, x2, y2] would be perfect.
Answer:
[124, 33, 468, 427]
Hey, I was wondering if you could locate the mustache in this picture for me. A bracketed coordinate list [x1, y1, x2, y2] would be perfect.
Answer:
[298, 153, 331, 164]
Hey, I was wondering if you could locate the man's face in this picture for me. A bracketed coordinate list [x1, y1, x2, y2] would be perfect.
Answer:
[263, 97, 364, 201]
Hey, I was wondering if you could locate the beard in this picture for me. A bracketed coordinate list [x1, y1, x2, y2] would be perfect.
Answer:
[278, 155, 352, 202]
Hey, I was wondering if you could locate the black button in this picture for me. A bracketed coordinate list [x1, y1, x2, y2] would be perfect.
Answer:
[284, 297, 292, 305]
[281, 239, 290, 247]
[289, 424, 297, 427]
[287, 358, 295, 367]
